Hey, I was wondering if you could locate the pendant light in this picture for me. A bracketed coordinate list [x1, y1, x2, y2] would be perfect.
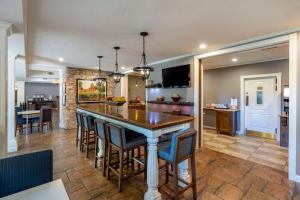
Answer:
[133, 32, 154, 80]
[109, 46, 124, 84]
[94, 55, 103, 84]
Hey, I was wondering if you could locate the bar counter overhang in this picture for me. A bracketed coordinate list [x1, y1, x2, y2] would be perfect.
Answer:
[77, 104, 194, 200]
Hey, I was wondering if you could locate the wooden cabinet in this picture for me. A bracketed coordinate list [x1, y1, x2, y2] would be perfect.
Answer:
[216, 110, 237, 136]
[280, 115, 289, 147]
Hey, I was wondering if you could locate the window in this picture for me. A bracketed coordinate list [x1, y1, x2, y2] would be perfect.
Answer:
[256, 86, 263, 105]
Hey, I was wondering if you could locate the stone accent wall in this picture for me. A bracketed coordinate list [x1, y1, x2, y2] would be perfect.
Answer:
[64, 67, 115, 129]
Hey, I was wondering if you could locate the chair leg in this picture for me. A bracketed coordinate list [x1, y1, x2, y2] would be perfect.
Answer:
[86, 131, 90, 158]
[191, 154, 197, 200]
[118, 150, 124, 193]
[131, 148, 134, 171]
[107, 144, 111, 180]
[94, 137, 98, 168]
[76, 126, 79, 146]
[173, 164, 179, 200]
[126, 150, 129, 169]
[144, 144, 147, 182]
[137, 147, 141, 172]
[165, 163, 169, 184]
[102, 141, 107, 177]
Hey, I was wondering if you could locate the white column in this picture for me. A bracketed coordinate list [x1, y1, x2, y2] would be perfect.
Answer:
[0, 21, 12, 157]
[144, 137, 161, 200]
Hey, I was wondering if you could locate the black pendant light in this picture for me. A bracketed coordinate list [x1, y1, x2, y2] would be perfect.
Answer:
[133, 32, 154, 80]
[109, 46, 124, 84]
[94, 55, 103, 84]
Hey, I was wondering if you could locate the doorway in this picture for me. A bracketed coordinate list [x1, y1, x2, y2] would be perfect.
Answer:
[243, 74, 281, 140]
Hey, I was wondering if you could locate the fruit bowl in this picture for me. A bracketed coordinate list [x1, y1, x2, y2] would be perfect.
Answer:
[171, 95, 181, 102]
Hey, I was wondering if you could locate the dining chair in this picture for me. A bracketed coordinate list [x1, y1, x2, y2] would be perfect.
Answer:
[39, 108, 53, 133]
[81, 114, 96, 158]
[15, 107, 26, 136]
[158, 129, 197, 200]
[106, 123, 147, 192]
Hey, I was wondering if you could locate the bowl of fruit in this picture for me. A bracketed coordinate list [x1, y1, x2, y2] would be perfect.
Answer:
[171, 94, 181, 102]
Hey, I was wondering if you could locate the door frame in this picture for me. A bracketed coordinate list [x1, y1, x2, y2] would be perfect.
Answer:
[194, 33, 300, 182]
[240, 73, 282, 141]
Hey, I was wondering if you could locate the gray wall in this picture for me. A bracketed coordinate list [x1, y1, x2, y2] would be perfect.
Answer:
[25, 82, 59, 100]
[147, 56, 194, 102]
[128, 75, 146, 101]
[203, 59, 289, 129]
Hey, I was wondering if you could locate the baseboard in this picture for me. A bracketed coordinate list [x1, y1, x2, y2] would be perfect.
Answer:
[289, 173, 300, 183]
[8, 139, 17, 153]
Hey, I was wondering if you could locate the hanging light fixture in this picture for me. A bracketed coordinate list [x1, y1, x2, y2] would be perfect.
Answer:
[133, 32, 154, 80]
[109, 46, 124, 84]
[94, 55, 103, 84]
[135, 78, 138, 87]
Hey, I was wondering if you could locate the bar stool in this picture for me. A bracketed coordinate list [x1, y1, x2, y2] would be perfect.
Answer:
[81, 114, 96, 158]
[158, 129, 197, 200]
[106, 123, 147, 192]
[75, 112, 82, 147]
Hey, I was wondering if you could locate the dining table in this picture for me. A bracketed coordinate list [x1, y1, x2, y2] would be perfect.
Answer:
[77, 103, 194, 200]
[17, 110, 40, 134]
[1, 179, 69, 200]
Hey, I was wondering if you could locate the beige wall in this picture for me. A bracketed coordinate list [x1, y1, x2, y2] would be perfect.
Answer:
[203, 59, 289, 129]
[63, 67, 115, 129]
[128, 75, 145, 101]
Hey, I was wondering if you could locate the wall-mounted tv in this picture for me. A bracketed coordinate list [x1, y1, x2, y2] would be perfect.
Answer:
[162, 64, 190, 88]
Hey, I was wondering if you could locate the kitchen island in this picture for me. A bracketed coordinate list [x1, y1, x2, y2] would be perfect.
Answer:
[77, 104, 194, 200]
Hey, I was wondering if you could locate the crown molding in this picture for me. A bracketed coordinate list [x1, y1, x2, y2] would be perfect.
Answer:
[0, 21, 13, 36]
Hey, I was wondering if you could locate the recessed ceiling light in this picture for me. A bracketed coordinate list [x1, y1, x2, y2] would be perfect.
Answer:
[232, 58, 238, 62]
[199, 43, 207, 49]
[121, 66, 126, 70]
[58, 57, 64, 62]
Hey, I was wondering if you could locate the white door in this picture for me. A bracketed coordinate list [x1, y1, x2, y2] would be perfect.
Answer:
[245, 77, 277, 135]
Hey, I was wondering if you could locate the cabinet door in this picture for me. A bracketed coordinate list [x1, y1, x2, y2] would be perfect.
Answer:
[217, 111, 233, 134]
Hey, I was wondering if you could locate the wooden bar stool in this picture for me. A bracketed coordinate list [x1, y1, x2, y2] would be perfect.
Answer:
[158, 129, 197, 200]
[106, 123, 147, 192]
[81, 114, 96, 158]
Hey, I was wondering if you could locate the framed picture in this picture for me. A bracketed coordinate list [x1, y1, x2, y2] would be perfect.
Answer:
[76, 79, 107, 103]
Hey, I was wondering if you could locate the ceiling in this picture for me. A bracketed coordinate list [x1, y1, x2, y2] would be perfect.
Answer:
[0, 0, 23, 32]
[202, 43, 289, 70]
[4, 0, 300, 72]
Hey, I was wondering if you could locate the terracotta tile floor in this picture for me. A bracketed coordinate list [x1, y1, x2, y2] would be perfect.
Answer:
[204, 129, 289, 172]
[12, 127, 299, 200]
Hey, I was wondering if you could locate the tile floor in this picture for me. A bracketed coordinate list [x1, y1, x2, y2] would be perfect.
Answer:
[204, 129, 289, 172]
[11, 127, 299, 200]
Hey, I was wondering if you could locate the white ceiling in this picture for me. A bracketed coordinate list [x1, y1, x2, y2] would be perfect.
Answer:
[202, 43, 289, 70]
[0, 0, 23, 32]
[14, 0, 300, 71]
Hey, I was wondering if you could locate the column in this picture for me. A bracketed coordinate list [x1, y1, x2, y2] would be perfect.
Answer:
[0, 21, 12, 157]
[144, 137, 161, 200]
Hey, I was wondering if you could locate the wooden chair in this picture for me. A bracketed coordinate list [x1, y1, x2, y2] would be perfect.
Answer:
[15, 107, 26, 136]
[106, 123, 147, 192]
[81, 114, 96, 158]
[158, 129, 197, 200]
[39, 108, 53, 133]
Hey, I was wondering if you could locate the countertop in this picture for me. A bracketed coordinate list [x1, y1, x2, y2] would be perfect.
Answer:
[78, 104, 194, 130]
[203, 107, 240, 112]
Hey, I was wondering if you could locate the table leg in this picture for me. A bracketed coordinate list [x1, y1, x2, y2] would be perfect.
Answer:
[178, 160, 191, 187]
[144, 137, 161, 200]
[98, 138, 104, 157]
[25, 115, 29, 135]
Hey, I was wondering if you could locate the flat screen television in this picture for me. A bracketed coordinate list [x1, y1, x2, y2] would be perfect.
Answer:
[162, 64, 190, 88]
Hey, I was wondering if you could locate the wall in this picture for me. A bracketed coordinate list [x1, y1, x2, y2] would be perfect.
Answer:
[25, 82, 59, 100]
[203, 59, 289, 129]
[147, 56, 194, 102]
[128, 75, 145, 101]
[16, 81, 24, 105]
[63, 67, 116, 129]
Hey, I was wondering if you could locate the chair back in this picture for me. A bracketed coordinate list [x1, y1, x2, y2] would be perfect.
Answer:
[106, 123, 126, 148]
[170, 129, 196, 162]
[82, 114, 95, 131]
[15, 107, 23, 124]
[94, 119, 107, 140]
[0, 150, 53, 198]
[76, 112, 82, 127]
[40, 108, 52, 123]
